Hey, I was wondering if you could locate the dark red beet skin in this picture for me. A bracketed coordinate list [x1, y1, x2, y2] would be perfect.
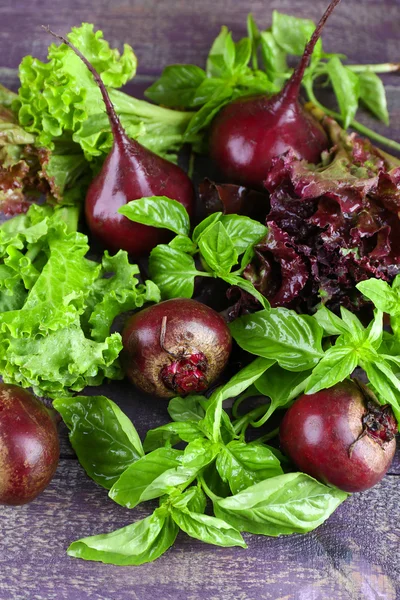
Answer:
[209, 0, 341, 189]
[85, 132, 195, 256]
[0, 384, 59, 505]
[45, 28, 195, 257]
[280, 380, 397, 493]
[122, 298, 232, 398]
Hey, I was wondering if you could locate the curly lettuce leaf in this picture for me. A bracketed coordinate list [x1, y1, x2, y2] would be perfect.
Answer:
[0, 203, 158, 397]
[16, 24, 194, 163]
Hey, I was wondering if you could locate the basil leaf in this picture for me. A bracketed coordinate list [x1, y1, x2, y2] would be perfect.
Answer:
[184, 86, 233, 137]
[230, 308, 323, 371]
[358, 71, 389, 125]
[168, 395, 206, 422]
[216, 441, 283, 494]
[366, 310, 383, 349]
[326, 57, 360, 128]
[168, 235, 197, 255]
[271, 11, 322, 58]
[259, 31, 288, 86]
[109, 447, 183, 508]
[143, 421, 203, 453]
[149, 245, 205, 299]
[214, 473, 348, 536]
[313, 305, 350, 337]
[53, 395, 143, 490]
[357, 278, 398, 315]
[119, 196, 190, 236]
[171, 508, 247, 548]
[339, 307, 365, 343]
[68, 508, 178, 566]
[222, 274, 270, 310]
[306, 346, 358, 395]
[234, 38, 252, 70]
[192, 212, 222, 244]
[255, 365, 311, 415]
[207, 27, 231, 77]
[200, 357, 275, 441]
[221, 215, 267, 256]
[171, 485, 207, 513]
[247, 13, 260, 70]
[198, 220, 238, 274]
[145, 65, 206, 108]
[362, 360, 400, 424]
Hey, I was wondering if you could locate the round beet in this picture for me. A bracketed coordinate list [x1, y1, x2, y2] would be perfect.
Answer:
[0, 384, 59, 505]
[122, 298, 232, 398]
[280, 380, 397, 492]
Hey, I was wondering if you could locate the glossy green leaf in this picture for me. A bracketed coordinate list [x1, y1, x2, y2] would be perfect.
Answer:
[215, 472, 348, 536]
[149, 245, 205, 299]
[68, 508, 178, 566]
[192, 212, 222, 244]
[171, 508, 246, 548]
[306, 346, 358, 395]
[54, 395, 143, 489]
[216, 441, 283, 494]
[143, 421, 203, 453]
[168, 235, 197, 255]
[109, 447, 183, 508]
[170, 485, 207, 514]
[230, 308, 323, 371]
[362, 359, 400, 425]
[221, 214, 267, 256]
[221, 274, 270, 310]
[168, 395, 206, 423]
[326, 57, 360, 128]
[255, 365, 311, 417]
[271, 11, 322, 58]
[145, 65, 206, 107]
[198, 220, 238, 274]
[358, 71, 389, 125]
[119, 196, 190, 236]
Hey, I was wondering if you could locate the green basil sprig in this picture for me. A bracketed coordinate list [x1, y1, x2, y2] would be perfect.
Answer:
[119, 197, 269, 308]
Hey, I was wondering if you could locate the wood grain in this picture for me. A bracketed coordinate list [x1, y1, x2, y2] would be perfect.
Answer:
[0, 458, 398, 600]
[1, 0, 400, 597]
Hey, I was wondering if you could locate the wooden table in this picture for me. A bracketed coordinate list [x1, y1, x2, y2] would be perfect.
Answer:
[0, 1, 399, 598]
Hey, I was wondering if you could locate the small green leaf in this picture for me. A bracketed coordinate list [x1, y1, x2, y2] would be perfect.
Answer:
[68, 508, 178, 566]
[119, 196, 190, 236]
[357, 278, 399, 315]
[215, 472, 348, 536]
[358, 71, 389, 125]
[221, 214, 267, 256]
[143, 421, 203, 453]
[216, 441, 283, 494]
[145, 65, 206, 108]
[170, 486, 207, 513]
[306, 346, 358, 395]
[234, 38, 252, 70]
[327, 57, 360, 128]
[313, 305, 350, 337]
[168, 235, 197, 255]
[221, 274, 270, 310]
[168, 395, 206, 423]
[198, 221, 238, 274]
[271, 11, 322, 58]
[255, 365, 311, 418]
[230, 308, 323, 371]
[192, 212, 223, 244]
[247, 14, 260, 70]
[53, 395, 143, 489]
[259, 31, 288, 86]
[109, 447, 183, 508]
[149, 245, 205, 299]
[171, 508, 246, 548]
[362, 359, 400, 425]
[184, 87, 233, 137]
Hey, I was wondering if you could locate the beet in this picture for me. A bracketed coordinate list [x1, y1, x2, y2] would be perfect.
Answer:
[45, 28, 195, 257]
[209, 0, 341, 189]
[121, 298, 232, 398]
[279, 380, 397, 492]
[0, 384, 59, 505]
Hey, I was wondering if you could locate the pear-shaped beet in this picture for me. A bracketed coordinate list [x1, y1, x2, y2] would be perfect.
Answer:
[0, 384, 59, 505]
[45, 28, 195, 257]
[210, 0, 341, 189]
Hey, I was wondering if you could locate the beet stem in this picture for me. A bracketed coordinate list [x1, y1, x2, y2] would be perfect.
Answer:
[42, 25, 126, 142]
[282, 0, 341, 102]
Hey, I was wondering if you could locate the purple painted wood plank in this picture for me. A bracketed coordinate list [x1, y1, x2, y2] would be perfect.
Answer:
[0, 459, 398, 600]
[0, 0, 399, 74]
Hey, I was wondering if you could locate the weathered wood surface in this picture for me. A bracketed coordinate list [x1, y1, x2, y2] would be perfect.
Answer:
[0, 459, 398, 600]
[0, 0, 400, 598]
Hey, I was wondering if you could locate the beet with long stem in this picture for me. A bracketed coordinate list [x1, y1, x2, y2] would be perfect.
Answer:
[209, 0, 341, 189]
[43, 27, 195, 256]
